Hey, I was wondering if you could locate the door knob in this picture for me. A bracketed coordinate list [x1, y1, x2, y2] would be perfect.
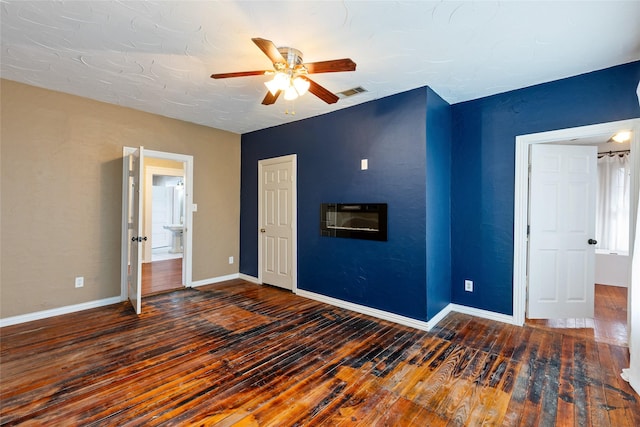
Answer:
[588, 238, 597, 245]
[260, 228, 266, 233]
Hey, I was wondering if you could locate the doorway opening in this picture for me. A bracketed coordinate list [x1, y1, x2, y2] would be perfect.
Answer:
[121, 147, 194, 307]
[142, 162, 186, 295]
[142, 161, 185, 296]
[513, 119, 640, 335]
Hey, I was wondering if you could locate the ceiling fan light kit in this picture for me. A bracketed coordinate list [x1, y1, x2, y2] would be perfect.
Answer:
[264, 72, 310, 101]
[211, 38, 356, 106]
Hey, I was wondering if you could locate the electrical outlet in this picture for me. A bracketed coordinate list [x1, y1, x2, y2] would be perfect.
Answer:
[75, 276, 84, 288]
[464, 279, 473, 292]
[228, 256, 234, 264]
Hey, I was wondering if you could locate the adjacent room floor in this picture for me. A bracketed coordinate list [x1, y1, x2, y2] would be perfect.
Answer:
[526, 284, 628, 347]
[141, 258, 183, 296]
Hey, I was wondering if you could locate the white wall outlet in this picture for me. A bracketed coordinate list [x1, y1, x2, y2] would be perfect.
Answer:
[464, 279, 473, 292]
[192, 203, 198, 212]
[228, 256, 234, 264]
[361, 159, 368, 170]
[75, 276, 84, 288]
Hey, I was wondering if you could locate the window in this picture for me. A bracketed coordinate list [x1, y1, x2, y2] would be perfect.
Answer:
[595, 152, 630, 254]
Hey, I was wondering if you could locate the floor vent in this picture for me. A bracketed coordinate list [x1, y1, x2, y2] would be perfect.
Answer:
[336, 86, 367, 99]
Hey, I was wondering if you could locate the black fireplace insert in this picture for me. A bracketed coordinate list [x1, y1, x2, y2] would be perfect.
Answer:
[320, 203, 387, 241]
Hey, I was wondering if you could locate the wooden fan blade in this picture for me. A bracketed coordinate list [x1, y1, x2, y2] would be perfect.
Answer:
[304, 58, 356, 74]
[210, 70, 268, 79]
[305, 78, 339, 104]
[252, 38, 285, 64]
[262, 90, 281, 105]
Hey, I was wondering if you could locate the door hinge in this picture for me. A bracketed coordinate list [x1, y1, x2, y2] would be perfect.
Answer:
[527, 225, 530, 236]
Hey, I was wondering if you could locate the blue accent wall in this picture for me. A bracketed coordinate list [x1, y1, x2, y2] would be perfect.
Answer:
[242, 61, 639, 322]
[450, 61, 640, 315]
[425, 87, 452, 319]
[241, 87, 452, 321]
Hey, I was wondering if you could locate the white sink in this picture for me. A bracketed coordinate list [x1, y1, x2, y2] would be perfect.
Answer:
[163, 225, 184, 253]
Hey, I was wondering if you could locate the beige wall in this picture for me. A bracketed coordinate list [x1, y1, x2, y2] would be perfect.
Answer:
[145, 158, 185, 169]
[0, 79, 241, 318]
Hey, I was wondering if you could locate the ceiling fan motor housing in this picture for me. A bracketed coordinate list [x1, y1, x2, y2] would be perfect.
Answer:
[277, 47, 305, 71]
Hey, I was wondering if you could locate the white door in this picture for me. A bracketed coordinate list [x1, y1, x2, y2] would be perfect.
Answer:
[528, 144, 597, 319]
[258, 155, 296, 290]
[126, 147, 145, 314]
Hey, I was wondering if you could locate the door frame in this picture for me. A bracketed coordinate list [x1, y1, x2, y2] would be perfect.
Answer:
[257, 154, 297, 291]
[513, 118, 640, 325]
[121, 147, 195, 300]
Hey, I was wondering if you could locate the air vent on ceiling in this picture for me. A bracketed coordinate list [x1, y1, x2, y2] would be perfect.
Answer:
[336, 86, 368, 99]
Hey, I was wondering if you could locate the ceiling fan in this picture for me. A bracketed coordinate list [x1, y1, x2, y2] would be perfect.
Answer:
[210, 38, 356, 105]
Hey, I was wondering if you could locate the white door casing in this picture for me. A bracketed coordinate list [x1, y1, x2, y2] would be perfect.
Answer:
[258, 155, 297, 290]
[528, 144, 597, 319]
[513, 118, 640, 326]
[121, 148, 194, 301]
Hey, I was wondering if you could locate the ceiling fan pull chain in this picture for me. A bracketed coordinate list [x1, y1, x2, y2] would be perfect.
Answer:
[285, 100, 296, 116]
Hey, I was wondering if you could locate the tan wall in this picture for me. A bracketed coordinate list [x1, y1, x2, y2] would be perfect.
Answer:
[145, 158, 185, 169]
[0, 79, 241, 318]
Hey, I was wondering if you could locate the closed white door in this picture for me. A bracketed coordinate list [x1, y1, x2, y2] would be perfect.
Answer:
[126, 147, 144, 315]
[528, 144, 597, 319]
[258, 155, 296, 290]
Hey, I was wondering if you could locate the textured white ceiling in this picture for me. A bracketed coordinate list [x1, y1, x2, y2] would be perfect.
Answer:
[2, 1, 639, 134]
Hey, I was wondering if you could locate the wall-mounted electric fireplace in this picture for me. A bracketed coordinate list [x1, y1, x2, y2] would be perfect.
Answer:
[320, 203, 388, 241]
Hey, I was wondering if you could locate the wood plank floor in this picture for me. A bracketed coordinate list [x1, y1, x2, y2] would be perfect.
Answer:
[526, 284, 628, 347]
[1, 280, 638, 426]
[141, 258, 183, 296]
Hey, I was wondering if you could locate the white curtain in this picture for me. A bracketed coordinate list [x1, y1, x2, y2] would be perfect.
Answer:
[596, 152, 630, 253]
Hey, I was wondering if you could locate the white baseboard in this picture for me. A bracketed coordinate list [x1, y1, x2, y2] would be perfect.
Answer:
[448, 303, 517, 325]
[238, 273, 260, 284]
[0, 281, 517, 333]
[0, 296, 122, 328]
[428, 303, 455, 327]
[631, 375, 640, 398]
[295, 289, 434, 331]
[190, 273, 240, 288]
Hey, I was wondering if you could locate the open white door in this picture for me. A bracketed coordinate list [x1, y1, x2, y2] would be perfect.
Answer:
[125, 147, 145, 314]
[258, 155, 296, 290]
[528, 144, 597, 319]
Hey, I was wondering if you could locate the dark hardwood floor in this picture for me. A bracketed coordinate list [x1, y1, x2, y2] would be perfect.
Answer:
[526, 284, 628, 347]
[1, 280, 638, 426]
[141, 258, 183, 296]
